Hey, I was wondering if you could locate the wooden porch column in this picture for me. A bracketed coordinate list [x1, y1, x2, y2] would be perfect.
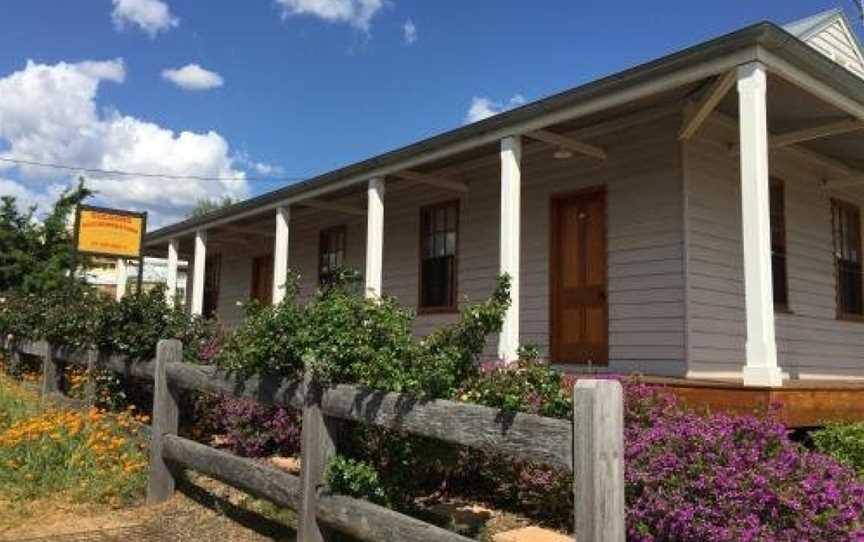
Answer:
[165, 239, 179, 307]
[365, 177, 385, 298]
[273, 206, 290, 304]
[737, 62, 782, 387]
[191, 230, 207, 316]
[499, 136, 522, 362]
[115, 258, 127, 301]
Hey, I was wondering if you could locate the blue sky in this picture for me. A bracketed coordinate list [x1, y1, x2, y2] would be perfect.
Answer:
[0, 0, 857, 227]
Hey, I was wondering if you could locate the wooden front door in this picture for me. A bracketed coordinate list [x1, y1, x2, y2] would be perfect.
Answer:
[251, 254, 273, 305]
[551, 190, 608, 364]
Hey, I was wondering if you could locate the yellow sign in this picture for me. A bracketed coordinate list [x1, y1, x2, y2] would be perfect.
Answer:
[76, 208, 145, 258]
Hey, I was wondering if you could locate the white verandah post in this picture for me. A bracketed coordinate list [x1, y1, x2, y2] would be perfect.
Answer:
[114, 258, 127, 301]
[737, 61, 783, 387]
[499, 135, 522, 362]
[365, 177, 385, 299]
[273, 206, 290, 304]
[165, 239, 179, 307]
[191, 229, 207, 316]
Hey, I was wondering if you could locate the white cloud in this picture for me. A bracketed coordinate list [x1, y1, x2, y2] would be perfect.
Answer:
[111, 0, 179, 37]
[276, 0, 384, 31]
[162, 64, 224, 91]
[0, 59, 248, 227]
[464, 94, 526, 124]
[403, 19, 417, 44]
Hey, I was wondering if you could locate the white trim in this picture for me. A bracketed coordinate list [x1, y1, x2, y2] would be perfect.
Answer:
[115, 258, 127, 301]
[166, 239, 179, 307]
[498, 136, 522, 362]
[191, 230, 207, 316]
[737, 62, 782, 387]
[758, 46, 864, 120]
[365, 178, 385, 298]
[273, 206, 290, 304]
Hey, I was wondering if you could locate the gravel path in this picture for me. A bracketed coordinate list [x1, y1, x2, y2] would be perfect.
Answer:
[0, 474, 296, 542]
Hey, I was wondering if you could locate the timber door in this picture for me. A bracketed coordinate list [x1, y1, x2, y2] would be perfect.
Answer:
[251, 254, 273, 305]
[551, 189, 608, 364]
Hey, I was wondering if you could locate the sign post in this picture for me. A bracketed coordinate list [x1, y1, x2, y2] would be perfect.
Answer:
[72, 205, 147, 296]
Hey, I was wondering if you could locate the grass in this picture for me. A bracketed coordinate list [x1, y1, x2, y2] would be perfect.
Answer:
[0, 370, 150, 507]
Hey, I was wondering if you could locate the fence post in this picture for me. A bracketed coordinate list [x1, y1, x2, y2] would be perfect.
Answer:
[299, 369, 340, 542]
[573, 379, 625, 542]
[40, 341, 62, 395]
[84, 349, 98, 407]
[146, 339, 182, 504]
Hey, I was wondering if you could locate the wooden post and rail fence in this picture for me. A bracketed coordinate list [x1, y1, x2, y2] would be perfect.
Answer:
[3, 336, 626, 542]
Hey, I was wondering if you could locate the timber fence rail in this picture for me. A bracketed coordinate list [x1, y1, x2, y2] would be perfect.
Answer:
[6, 337, 626, 542]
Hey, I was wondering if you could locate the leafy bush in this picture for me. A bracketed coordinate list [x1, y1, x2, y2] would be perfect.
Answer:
[216, 270, 511, 402]
[301, 270, 418, 392]
[458, 346, 572, 418]
[325, 455, 389, 506]
[0, 285, 215, 363]
[217, 274, 305, 376]
[812, 422, 864, 475]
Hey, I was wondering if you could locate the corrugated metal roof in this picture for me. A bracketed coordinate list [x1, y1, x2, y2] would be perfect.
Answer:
[144, 19, 864, 246]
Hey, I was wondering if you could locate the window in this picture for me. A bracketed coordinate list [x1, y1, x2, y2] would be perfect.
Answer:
[419, 201, 458, 310]
[319, 225, 346, 285]
[770, 178, 789, 308]
[832, 199, 864, 318]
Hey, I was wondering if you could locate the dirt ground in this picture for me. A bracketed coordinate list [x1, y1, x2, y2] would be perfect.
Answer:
[0, 473, 297, 542]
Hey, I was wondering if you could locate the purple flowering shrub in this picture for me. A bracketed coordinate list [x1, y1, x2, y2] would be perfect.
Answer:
[625, 383, 864, 542]
[212, 396, 301, 458]
[459, 357, 864, 540]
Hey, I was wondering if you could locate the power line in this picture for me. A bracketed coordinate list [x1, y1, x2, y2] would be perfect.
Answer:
[0, 156, 307, 183]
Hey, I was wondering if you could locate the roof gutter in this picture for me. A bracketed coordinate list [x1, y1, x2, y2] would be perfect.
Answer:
[145, 22, 864, 247]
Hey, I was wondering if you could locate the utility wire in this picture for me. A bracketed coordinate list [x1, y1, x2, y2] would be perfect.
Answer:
[0, 156, 307, 183]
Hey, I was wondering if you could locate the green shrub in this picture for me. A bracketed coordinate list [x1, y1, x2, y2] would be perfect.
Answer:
[217, 272, 305, 376]
[302, 270, 419, 392]
[458, 345, 571, 418]
[325, 455, 389, 506]
[811, 422, 864, 474]
[0, 285, 215, 363]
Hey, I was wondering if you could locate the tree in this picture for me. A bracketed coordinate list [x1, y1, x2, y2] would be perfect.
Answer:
[188, 196, 235, 219]
[0, 178, 92, 294]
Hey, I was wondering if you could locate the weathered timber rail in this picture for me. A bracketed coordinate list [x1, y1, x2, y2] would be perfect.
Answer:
[7, 337, 625, 542]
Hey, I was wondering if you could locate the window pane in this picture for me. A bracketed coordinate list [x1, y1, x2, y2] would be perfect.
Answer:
[445, 231, 456, 255]
[420, 202, 458, 308]
[833, 200, 864, 316]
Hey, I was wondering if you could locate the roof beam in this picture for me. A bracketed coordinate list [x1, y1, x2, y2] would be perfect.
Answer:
[679, 70, 737, 140]
[218, 225, 274, 238]
[300, 199, 366, 216]
[772, 118, 864, 147]
[707, 109, 864, 187]
[729, 118, 864, 154]
[524, 130, 607, 160]
[393, 170, 469, 193]
[823, 175, 864, 190]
